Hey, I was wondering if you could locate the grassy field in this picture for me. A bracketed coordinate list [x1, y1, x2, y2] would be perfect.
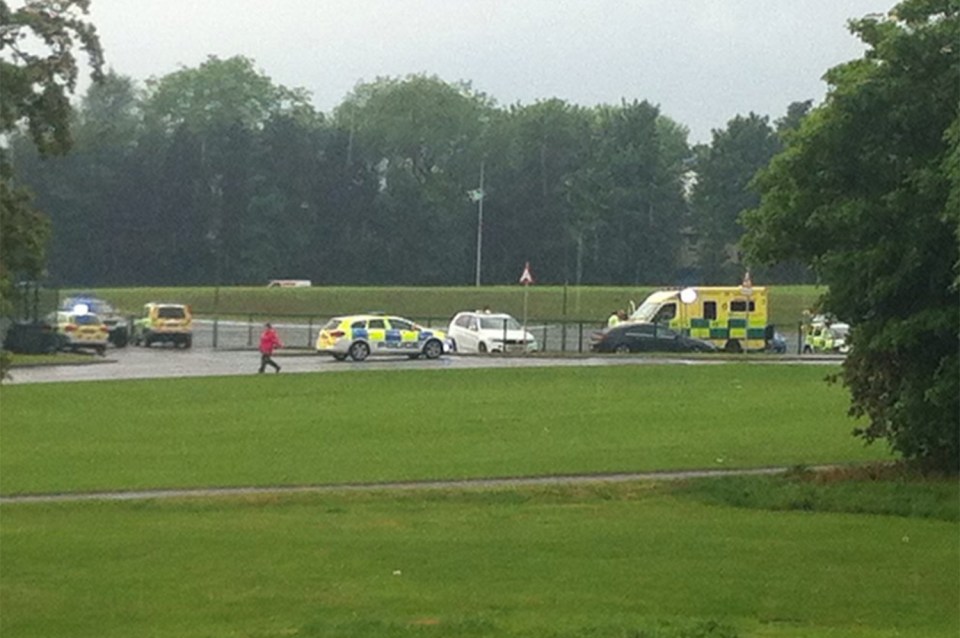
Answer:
[83, 284, 823, 328]
[1, 481, 956, 638]
[0, 364, 889, 495]
[2, 364, 957, 637]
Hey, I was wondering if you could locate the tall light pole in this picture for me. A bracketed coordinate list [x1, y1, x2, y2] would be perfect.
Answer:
[208, 174, 223, 348]
[473, 159, 485, 287]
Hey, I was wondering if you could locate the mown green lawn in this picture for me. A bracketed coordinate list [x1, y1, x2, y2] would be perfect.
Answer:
[0, 364, 888, 495]
[1, 481, 956, 638]
[2, 364, 955, 638]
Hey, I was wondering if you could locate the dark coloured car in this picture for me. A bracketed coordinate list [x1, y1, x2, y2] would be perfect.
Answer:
[590, 322, 717, 354]
[2, 320, 68, 354]
[766, 330, 788, 354]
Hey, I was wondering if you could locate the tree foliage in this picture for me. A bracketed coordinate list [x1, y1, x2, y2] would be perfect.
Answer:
[691, 113, 781, 283]
[742, 0, 959, 471]
[0, 0, 103, 154]
[12, 69, 700, 288]
[0, 0, 103, 380]
[0, 0, 102, 300]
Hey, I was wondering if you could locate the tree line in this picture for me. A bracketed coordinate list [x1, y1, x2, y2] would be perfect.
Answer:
[10, 57, 810, 288]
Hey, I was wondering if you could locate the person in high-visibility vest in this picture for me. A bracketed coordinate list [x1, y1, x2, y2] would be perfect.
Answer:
[607, 310, 621, 328]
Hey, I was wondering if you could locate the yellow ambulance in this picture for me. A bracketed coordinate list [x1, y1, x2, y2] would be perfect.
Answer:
[628, 286, 771, 353]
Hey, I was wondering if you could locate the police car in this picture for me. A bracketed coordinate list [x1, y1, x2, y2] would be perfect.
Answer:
[50, 309, 110, 355]
[316, 314, 453, 362]
[60, 295, 129, 347]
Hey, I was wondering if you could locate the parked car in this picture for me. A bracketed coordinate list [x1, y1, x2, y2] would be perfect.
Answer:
[766, 330, 788, 354]
[132, 303, 193, 348]
[51, 310, 110, 355]
[447, 310, 538, 354]
[803, 320, 850, 354]
[60, 295, 129, 347]
[2, 319, 68, 354]
[590, 322, 717, 354]
[316, 313, 453, 362]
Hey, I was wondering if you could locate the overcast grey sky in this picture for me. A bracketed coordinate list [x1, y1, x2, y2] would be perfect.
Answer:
[86, 0, 892, 144]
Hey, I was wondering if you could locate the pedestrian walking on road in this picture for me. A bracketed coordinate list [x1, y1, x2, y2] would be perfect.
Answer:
[258, 323, 283, 373]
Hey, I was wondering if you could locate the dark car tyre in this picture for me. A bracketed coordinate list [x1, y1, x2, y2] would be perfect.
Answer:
[349, 341, 370, 362]
[332, 353, 348, 361]
[724, 339, 742, 353]
[614, 343, 630, 354]
[110, 327, 129, 348]
[422, 339, 443, 360]
[477, 342, 488, 354]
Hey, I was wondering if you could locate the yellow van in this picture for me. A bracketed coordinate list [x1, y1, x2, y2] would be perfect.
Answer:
[133, 303, 193, 348]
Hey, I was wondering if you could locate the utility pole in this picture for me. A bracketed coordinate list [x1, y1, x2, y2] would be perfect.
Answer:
[474, 159, 485, 287]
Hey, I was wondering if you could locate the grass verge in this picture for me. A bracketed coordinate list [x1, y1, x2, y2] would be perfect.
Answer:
[7, 352, 106, 367]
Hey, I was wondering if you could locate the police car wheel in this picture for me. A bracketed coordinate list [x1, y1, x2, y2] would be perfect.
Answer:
[111, 328, 129, 348]
[477, 342, 488, 354]
[422, 339, 443, 360]
[349, 341, 370, 362]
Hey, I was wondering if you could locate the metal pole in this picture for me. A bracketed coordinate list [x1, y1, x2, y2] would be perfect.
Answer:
[212, 283, 220, 348]
[474, 159, 484, 287]
[522, 284, 529, 354]
[212, 240, 222, 349]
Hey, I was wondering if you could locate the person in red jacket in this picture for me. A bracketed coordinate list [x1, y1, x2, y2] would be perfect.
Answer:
[258, 323, 283, 373]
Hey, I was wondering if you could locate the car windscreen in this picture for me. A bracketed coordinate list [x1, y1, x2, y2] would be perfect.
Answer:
[72, 314, 101, 326]
[479, 316, 520, 331]
[157, 307, 185, 319]
[630, 300, 660, 322]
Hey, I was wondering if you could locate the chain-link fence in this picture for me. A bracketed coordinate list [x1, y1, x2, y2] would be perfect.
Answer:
[193, 313, 809, 355]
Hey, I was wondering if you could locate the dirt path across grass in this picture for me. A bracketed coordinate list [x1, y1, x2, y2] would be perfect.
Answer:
[0, 465, 844, 504]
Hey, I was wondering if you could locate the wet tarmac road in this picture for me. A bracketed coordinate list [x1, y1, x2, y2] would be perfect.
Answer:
[7, 342, 842, 385]
[7, 345, 739, 384]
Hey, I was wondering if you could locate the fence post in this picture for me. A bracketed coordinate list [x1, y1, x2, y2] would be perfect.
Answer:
[578, 322, 584, 353]
[248, 315, 254, 347]
[307, 317, 313, 348]
[501, 318, 507, 354]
